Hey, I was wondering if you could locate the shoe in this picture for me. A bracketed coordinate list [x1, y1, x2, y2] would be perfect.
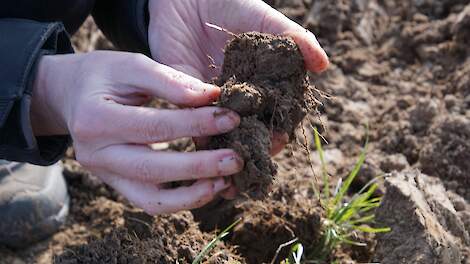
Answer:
[0, 160, 69, 248]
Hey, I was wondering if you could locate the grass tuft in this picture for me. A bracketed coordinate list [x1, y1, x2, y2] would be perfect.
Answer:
[194, 127, 390, 264]
[284, 127, 390, 263]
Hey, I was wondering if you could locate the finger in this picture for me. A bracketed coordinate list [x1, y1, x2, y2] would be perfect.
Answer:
[104, 176, 229, 214]
[207, 0, 329, 73]
[117, 54, 221, 106]
[101, 104, 239, 144]
[93, 145, 244, 184]
[219, 184, 239, 200]
[284, 31, 329, 73]
[155, 178, 229, 213]
[270, 132, 289, 156]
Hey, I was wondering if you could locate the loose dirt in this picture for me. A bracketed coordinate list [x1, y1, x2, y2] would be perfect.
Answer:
[209, 32, 317, 199]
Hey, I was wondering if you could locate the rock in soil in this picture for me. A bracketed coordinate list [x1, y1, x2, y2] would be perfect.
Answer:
[374, 170, 469, 264]
[208, 32, 318, 200]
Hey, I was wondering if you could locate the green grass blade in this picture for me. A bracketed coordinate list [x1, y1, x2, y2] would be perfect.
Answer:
[358, 202, 382, 213]
[192, 218, 242, 264]
[353, 225, 391, 233]
[334, 186, 380, 224]
[340, 237, 367, 247]
[291, 243, 304, 264]
[333, 203, 354, 223]
[350, 184, 378, 207]
[336, 204, 377, 224]
[349, 214, 375, 225]
[354, 175, 385, 196]
[323, 228, 333, 250]
[366, 197, 382, 204]
[333, 149, 366, 207]
[314, 128, 330, 201]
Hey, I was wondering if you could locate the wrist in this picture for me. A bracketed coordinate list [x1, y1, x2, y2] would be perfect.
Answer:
[31, 55, 69, 136]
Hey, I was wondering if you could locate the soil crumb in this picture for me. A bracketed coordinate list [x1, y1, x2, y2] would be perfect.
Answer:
[209, 32, 318, 200]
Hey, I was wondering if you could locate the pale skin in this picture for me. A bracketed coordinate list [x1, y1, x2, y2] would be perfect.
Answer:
[31, 0, 329, 215]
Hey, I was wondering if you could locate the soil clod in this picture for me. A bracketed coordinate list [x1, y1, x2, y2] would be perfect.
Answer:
[209, 32, 318, 199]
[374, 170, 469, 264]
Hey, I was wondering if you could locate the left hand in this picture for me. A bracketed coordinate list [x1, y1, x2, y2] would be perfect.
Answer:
[147, 0, 329, 198]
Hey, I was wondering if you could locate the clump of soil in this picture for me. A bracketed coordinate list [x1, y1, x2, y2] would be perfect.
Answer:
[209, 32, 317, 199]
[374, 170, 469, 264]
[419, 115, 470, 187]
[230, 199, 321, 263]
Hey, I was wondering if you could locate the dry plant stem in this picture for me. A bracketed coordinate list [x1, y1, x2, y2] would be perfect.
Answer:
[309, 121, 328, 145]
[300, 121, 320, 199]
[270, 238, 299, 264]
[205, 22, 237, 37]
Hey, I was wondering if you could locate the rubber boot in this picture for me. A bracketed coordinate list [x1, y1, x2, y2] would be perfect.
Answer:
[0, 160, 69, 248]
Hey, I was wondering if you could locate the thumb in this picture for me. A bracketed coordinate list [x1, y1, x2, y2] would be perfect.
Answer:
[285, 30, 329, 73]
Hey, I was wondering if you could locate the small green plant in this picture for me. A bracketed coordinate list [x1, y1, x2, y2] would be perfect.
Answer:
[281, 242, 303, 264]
[286, 128, 390, 263]
[192, 218, 241, 264]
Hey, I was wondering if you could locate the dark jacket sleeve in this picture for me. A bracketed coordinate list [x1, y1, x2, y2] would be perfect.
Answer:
[92, 0, 151, 55]
[0, 19, 74, 165]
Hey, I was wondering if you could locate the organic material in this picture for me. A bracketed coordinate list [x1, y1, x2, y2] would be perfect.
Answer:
[209, 32, 318, 200]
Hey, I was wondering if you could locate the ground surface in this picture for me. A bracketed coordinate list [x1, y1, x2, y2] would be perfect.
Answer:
[1, 0, 469, 263]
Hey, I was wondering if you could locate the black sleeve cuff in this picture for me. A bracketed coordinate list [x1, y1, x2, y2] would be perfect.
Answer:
[0, 19, 73, 166]
[92, 0, 150, 55]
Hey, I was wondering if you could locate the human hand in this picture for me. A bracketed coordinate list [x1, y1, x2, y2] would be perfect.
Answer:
[147, 0, 329, 156]
[147, 0, 329, 199]
[31, 51, 244, 214]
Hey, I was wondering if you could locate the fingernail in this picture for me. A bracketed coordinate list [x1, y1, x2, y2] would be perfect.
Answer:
[206, 85, 222, 102]
[215, 111, 240, 133]
[218, 154, 243, 175]
[213, 178, 230, 193]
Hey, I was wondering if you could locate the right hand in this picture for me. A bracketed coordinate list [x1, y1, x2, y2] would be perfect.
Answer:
[31, 51, 244, 214]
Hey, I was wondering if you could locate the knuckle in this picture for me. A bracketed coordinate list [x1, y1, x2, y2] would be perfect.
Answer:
[128, 53, 150, 66]
[187, 160, 207, 178]
[140, 118, 174, 142]
[70, 115, 97, 141]
[135, 159, 153, 181]
[111, 53, 151, 77]
[75, 152, 95, 168]
[189, 118, 210, 137]
[165, 73, 199, 104]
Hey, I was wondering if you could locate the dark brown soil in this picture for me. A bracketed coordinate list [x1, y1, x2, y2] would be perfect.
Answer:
[54, 210, 240, 264]
[230, 199, 321, 263]
[2, 1, 470, 264]
[209, 32, 317, 199]
[419, 115, 470, 188]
